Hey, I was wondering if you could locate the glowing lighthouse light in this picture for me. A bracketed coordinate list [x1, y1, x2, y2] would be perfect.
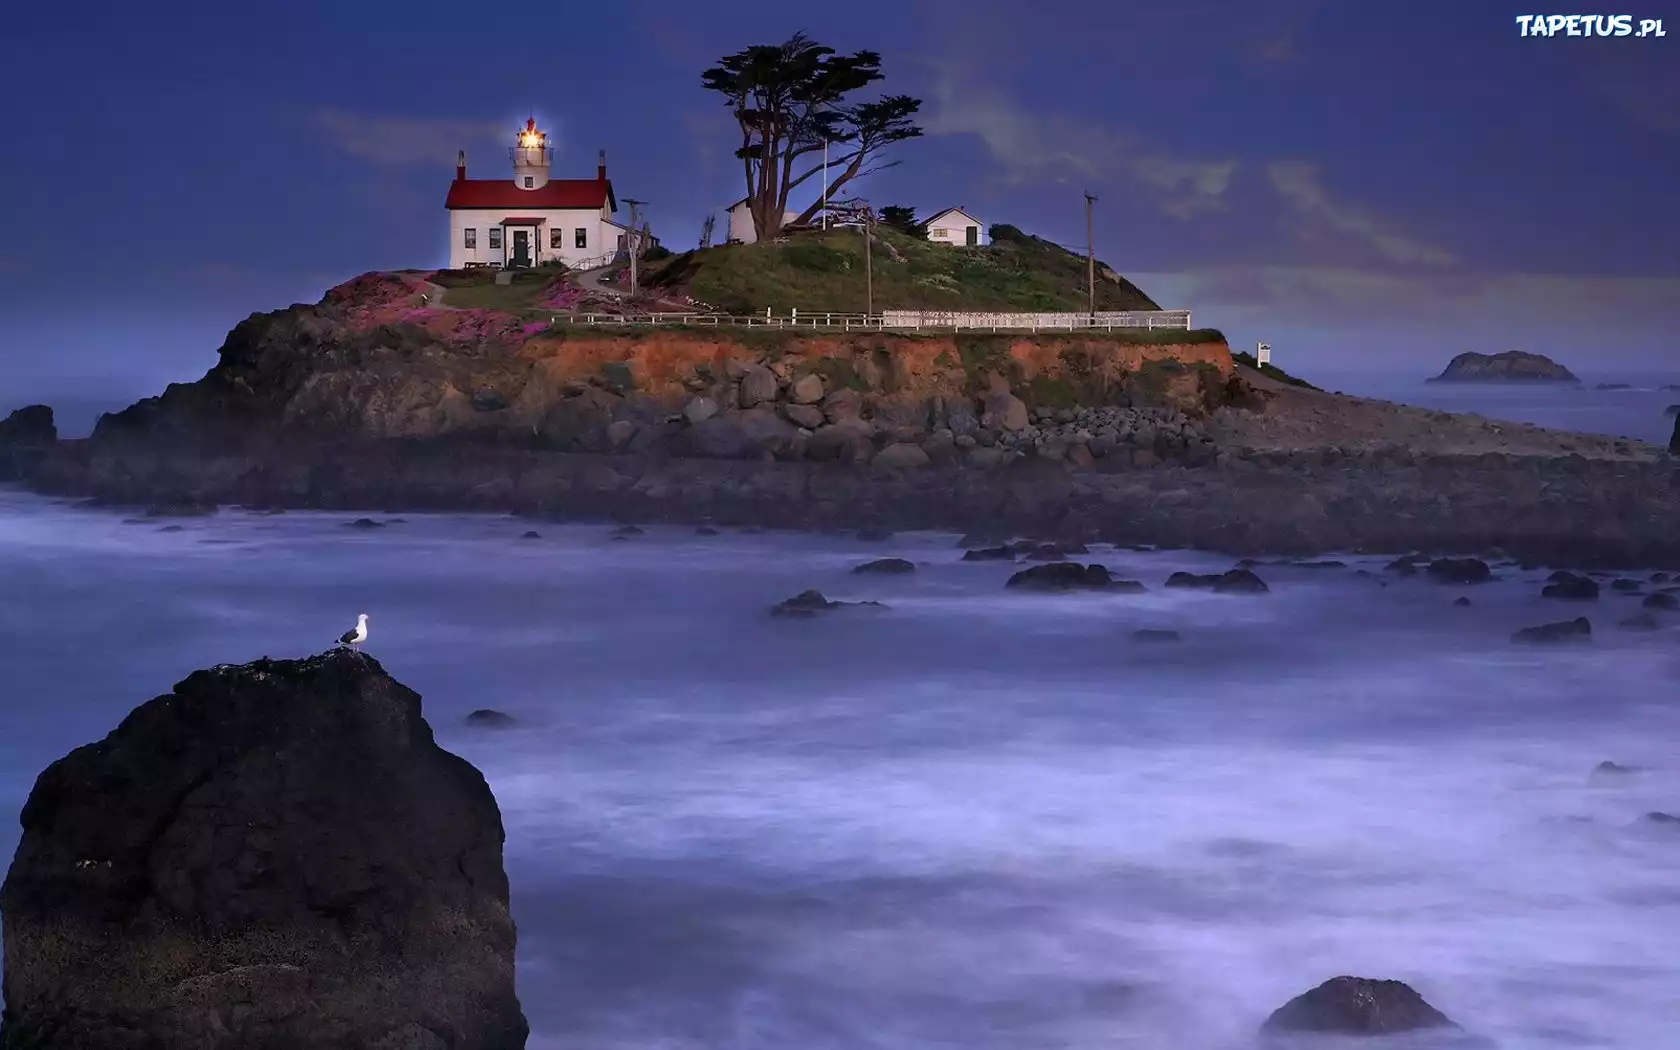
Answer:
[511, 117, 552, 191]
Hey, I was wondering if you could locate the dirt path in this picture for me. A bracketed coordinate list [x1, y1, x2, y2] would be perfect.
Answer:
[1213, 365, 1660, 460]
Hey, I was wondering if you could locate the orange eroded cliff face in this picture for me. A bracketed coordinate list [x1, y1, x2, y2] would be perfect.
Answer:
[514, 330, 1233, 407]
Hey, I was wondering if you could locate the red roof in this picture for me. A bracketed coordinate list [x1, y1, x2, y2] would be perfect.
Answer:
[498, 216, 547, 225]
[445, 178, 614, 211]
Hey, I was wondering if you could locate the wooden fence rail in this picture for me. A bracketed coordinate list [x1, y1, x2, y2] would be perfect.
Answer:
[551, 309, 1192, 333]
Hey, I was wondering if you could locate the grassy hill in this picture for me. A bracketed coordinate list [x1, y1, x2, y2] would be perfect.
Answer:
[641, 224, 1164, 315]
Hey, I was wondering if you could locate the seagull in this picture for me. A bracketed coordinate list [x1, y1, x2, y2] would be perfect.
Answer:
[337, 613, 369, 651]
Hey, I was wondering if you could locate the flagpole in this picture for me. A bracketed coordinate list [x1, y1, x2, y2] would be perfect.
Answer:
[822, 137, 829, 231]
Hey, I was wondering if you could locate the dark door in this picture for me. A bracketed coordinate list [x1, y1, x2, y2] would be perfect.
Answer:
[965, 225, 978, 246]
[511, 229, 530, 267]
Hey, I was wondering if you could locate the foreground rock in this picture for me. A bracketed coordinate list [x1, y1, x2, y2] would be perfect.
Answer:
[1428, 351, 1579, 383]
[0, 650, 527, 1049]
[1261, 976, 1458, 1036]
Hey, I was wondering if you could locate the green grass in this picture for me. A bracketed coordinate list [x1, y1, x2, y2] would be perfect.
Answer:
[641, 225, 1165, 315]
[435, 269, 554, 311]
[1232, 350, 1319, 390]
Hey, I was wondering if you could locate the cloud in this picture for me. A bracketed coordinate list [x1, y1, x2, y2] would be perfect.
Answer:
[1136, 264, 1680, 329]
[1248, 0, 1325, 64]
[1266, 163, 1457, 267]
[312, 108, 509, 167]
[1575, 49, 1680, 135]
[918, 57, 1238, 219]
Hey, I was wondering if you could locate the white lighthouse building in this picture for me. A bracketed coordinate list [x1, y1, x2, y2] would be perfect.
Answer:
[445, 118, 629, 270]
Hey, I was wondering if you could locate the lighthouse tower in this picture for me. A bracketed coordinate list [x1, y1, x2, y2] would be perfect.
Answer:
[511, 117, 551, 190]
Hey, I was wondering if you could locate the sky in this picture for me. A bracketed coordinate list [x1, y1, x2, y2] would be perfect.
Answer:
[3, 0, 1679, 412]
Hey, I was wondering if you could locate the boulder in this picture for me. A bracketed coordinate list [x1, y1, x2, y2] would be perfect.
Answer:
[1671, 411, 1680, 456]
[1592, 760, 1638, 776]
[1260, 976, 1457, 1036]
[783, 403, 826, 429]
[821, 387, 864, 423]
[872, 442, 931, 471]
[1453, 596, 1472, 607]
[1542, 571, 1599, 601]
[1425, 557, 1492, 585]
[679, 408, 799, 459]
[465, 708, 518, 728]
[0, 651, 527, 1049]
[805, 419, 875, 462]
[1005, 563, 1145, 592]
[682, 395, 719, 424]
[737, 364, 779, 407]
[1642, 591, 1678, 610]
[788, 373, 825, 404]
[853, 557, 916, 575]
[1164, 569, 1270, 594]
[980, 392, 1029, 433]
[1512, 616, 1592, 644]
[769, 589, 884, 617]
[1609, 577, 1643, 593]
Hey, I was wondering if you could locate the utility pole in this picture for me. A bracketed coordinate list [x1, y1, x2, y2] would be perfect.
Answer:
[822, 136, 829, 231]
[623, 198, 646, 298]
[1084, 191, 1097, 321]
[863, 207, 874, 315]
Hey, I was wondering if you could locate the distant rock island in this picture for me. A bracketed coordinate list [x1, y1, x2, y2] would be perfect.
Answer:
[1428, 351, 1580, 383]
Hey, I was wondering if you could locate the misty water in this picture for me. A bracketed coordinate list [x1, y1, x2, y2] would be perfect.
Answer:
[2, 490, 1679, 1048]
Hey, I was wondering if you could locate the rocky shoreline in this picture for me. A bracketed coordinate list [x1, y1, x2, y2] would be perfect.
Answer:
[18, 432, 1680, 569]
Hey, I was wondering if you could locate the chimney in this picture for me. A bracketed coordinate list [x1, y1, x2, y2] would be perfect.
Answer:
[598, 149, 607, 182]
[456, 150, 466, 182]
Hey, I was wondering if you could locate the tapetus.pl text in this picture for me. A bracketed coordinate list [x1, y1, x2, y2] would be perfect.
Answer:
[1515, 14, 1665, 36]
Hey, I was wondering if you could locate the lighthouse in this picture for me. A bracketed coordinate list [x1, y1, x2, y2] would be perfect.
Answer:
[446, 116, 650, 270]
[511, 117, 551, 190]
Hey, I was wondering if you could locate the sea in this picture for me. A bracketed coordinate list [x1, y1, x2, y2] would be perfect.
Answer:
[1, 487, 1678, 1049]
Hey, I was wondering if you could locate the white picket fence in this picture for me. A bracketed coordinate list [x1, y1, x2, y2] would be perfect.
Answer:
[880, 310, 1191, 330]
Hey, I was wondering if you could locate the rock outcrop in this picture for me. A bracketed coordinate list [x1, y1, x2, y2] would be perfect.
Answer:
[0, 404, 56, 481]
[1427, 351, 1579, 383]
[73, 272, 1237, 473]
[0, 650, 527, 1049]
[1260, 976, 1458, 1036]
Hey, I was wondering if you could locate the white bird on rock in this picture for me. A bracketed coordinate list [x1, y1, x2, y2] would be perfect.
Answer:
[338, 613, 369, 651]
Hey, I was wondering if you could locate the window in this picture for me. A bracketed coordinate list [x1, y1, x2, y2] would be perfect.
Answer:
[931, 228, 948, 239]
[574, 228, 588, 249]
[550, 228, 563, 249]
[463, 228, 477, 249]
[524, 176, 533, 188]
[489, 227, 503, 250]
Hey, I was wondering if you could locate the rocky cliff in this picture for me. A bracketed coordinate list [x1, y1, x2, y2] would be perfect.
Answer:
[1428, 351, 1580, 383]
[85, 272, 1240, 471]
[0, 649, 527, 1049]
[0, 405, 55, 481]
